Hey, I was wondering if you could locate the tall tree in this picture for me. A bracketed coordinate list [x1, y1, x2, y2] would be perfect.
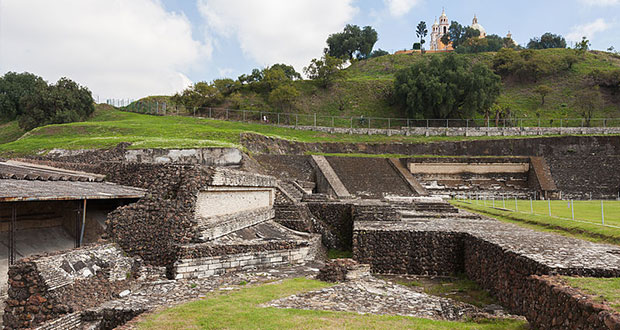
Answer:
[19, 77, 94, 130]
[534, 85, 553, 105]
[574, 86, 603, 127]
[0, 72, 47, 121]
[304, 54, 346, 88]
[527, 33, 566, 49]
[416, 21, 428, 50]
[326, 24, 378, 60]
[394, 54, 501, 119]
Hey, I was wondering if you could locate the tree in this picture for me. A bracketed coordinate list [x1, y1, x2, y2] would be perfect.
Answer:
[456, 34, 505, 53]
[0, 72, 47, 121]
[19, 77, 94, 130]
[173, 81, 223, 110]
[440, 21, 479, 49]
[575, 36, 591, 53]
[416, 21, 428, 51]
[212, 78, 240, 96]
[268, 84, 299, 111]
[326, 24, 378, 60]
[534, 85, 553, 105]
[574, 86, 603, 127]
[304, 54, 346, 88]
[527, 33, 566, 49]
[269, 63, 302, 80]
[412, 43, 421, 50]
[369, 49, 389, 58]
[394, 54, 501, 119]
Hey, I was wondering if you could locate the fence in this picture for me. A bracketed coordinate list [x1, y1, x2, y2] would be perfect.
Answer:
[117, 102, 620, 129]
[454, 194, 620, 229]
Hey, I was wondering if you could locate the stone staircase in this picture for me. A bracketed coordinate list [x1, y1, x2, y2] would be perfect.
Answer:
[274, 203, 313, 232]
[301, 193, 332, 203]
[412, 201, 459, 213]
[351, 202, 400, 222]
[278, 180, 305, 203]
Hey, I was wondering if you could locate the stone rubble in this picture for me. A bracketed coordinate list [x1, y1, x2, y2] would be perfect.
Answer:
[264, 276, 480, 321]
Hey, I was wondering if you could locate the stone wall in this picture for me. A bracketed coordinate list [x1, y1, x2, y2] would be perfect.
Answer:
[275, 124, 620, 137]
[523, 275, 620, 330]
[353, 230, 464, 276]
[175, 245, 312, 280]
[42, 144, 243, 167]
[306, 202, 353, 251]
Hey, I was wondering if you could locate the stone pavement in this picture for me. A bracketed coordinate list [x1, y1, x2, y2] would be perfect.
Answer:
[264, 275, 479, 320]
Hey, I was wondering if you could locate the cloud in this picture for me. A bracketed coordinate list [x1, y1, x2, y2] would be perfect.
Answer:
[197, 0, 357, 73]
[383, 0, 422, 17]
[579, 0, 620, 5]
[566, 18, 612, 42]
[0, 0, 210, 100]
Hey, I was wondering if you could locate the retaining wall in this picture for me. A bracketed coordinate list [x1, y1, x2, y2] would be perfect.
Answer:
[353, 227, 620, 329]
[277, 124, 620, 137]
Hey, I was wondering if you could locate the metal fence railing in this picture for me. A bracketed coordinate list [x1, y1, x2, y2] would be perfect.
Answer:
[453, 194, 620, 229]
[117, 101, 620, 129]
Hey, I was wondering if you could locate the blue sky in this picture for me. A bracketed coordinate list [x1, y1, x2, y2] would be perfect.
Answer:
[1, 0, 618, 100]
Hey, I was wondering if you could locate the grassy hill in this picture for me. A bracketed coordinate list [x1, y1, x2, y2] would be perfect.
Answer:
[154, 49, 619, 121]
[0, 105, 562, 157]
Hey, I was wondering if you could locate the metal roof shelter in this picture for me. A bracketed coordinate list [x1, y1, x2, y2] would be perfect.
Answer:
[0, 180, 146, 202]
[0, 161, 146, 265]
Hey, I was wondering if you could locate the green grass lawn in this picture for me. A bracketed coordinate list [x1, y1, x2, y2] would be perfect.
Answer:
[564, 277, 620, 312]
[0, 107, 567, 157]
[0, 121, 25, 145]
[451, 200, 620, 245]
[137, 278, 526, 330]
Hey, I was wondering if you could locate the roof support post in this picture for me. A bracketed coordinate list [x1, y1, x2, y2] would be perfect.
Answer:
[79, 199, 87, 247]
[9, 204, 16, 265]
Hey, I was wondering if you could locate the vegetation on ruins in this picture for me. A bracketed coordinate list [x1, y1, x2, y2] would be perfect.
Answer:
[137, 278, 526, 329]
[565, 277, 620, 313]
[394, 54, 501, 119]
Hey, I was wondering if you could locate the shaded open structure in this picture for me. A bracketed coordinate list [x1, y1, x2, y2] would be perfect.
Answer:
[0, 161, 145, 296]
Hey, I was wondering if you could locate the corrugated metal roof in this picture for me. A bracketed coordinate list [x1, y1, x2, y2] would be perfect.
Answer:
[0, 161, 105, 182]
[0, 179, 146, 202]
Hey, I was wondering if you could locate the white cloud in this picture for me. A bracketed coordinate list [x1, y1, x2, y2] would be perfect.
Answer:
[566, 18, 612, 42]
[579, 0, 620, 5]
[0, 0, 210, 100]
[197, 0, 358, 74]
[383, 0, 422, 17]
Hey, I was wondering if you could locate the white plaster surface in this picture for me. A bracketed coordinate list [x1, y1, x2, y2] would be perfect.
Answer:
[409, 163, 529, 175]
[195, 187, 274, 218]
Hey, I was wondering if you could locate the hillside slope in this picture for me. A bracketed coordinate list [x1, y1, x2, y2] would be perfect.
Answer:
[194, 49, 620, 120]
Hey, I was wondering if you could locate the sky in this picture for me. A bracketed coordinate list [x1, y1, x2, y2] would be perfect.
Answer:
[0, 0, 619, 101]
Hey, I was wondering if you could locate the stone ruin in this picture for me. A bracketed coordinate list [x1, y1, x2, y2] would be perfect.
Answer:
[2, 138, 620, 329]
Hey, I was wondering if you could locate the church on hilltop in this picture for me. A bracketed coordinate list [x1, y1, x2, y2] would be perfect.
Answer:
[395, 8, 515, 55]
[429, 9, 487, 52]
